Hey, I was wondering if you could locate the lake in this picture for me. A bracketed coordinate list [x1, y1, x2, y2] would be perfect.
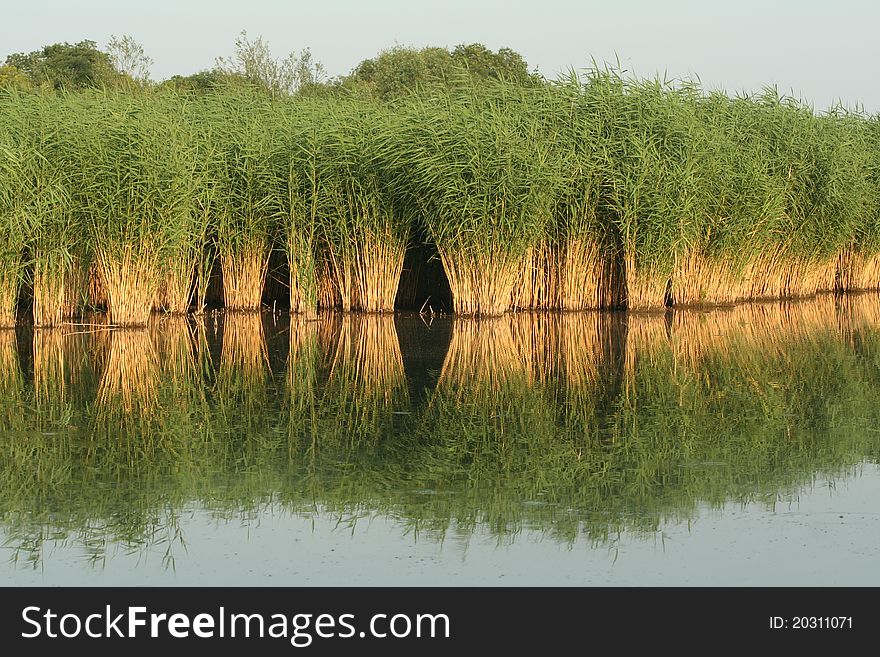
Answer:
[2, 294, 880, 585]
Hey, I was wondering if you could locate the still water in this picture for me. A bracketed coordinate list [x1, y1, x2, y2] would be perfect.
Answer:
[2, 295, 880, 586]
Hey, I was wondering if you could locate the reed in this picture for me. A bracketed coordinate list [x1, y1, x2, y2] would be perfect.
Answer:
[19, 96, 85, 325]
[394, 83, 557, 315]
[1, 70, 880, 320]
[72, 92, 199, 325]
[201, 90, 280, 311]
[514, 77, 617, 310]
[278, 107, 319, 316]
[292, 100, 409, 312]
[0, 90, 34, 325]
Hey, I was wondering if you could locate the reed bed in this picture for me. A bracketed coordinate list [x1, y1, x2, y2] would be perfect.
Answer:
[81, 93, 199, 325]
[284, 100, 410, 312]
[393, 85, 558, 316]
[278, 112, 320, 316]
[0, 91, 35, 325]
[201, 91, 280, 311]
[22, 95, 88, 325]
[2, 69, 880, 320]
[539, 77, 620, 310]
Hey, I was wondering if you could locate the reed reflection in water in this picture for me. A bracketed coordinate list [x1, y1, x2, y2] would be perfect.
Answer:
[2, 296, 880, 568]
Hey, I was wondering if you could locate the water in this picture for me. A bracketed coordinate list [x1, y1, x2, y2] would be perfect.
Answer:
[2, 295, 880, 586]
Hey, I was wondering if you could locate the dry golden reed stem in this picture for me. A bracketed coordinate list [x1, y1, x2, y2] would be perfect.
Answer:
[0, 270, 19, 328]
[671, 252, 740, 307]
[509, 239, 607, 311]
[440, 250, 520, 316]
[317, 256, 342, 310]
[838, 250, 880, 292]
[736, 248, 838, 301]
[510, 243, 554, 311]
[623, 253, 669, 311]
[33, 266, 67, 327]
[288, 260, 316, 318]
[87, 260, 107, 309]
[33, 258, 86, 326]
[329, 250, 354, 312]
[351, 232, 405, 313]
[626, 245, 846, 311]
[222, 244, 269, 311]
[153, 260, 195, 314]
[558, 238, 609, 310]
[96, 245, 161, 326]
[320, 227, 405, 313]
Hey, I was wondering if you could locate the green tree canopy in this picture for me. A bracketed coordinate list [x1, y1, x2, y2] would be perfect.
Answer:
[159, 69, 250, 93]
[0, 64, 31, 90]
[342, 43, 540, 100]
[4, 40, 125, 90]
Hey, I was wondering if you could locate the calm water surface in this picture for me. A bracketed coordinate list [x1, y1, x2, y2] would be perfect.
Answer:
[2, 295, 880, 585]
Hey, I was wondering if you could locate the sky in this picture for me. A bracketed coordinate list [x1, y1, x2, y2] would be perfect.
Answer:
[1, 0, 877, 111]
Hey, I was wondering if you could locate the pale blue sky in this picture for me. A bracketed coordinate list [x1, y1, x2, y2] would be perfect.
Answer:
[1, 0, 877, 111]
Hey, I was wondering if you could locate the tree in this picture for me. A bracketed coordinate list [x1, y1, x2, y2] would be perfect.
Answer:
[0, 64, 31, 90]
[345, 46, 452, 99]
[451, 44, 534, 85]
[4, 40, 124, 90]
[160, 69, 248, 93]
[215, 30, 325, 97]
[107, 34, 153, 84]
[342, 43, 541, 100]
[289, 47, 327, 96]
